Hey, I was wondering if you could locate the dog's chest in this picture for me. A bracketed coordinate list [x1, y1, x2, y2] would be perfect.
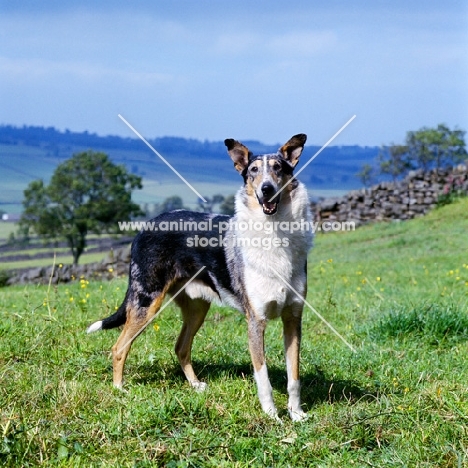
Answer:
[241, 243, 306, 320]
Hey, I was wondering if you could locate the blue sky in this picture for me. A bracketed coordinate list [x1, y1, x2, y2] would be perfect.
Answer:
[1, 0, 467, 146]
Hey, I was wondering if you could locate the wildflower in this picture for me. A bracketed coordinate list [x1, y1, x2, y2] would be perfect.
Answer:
[69, 297, 74, 302]
[108, 267, 114, 273]
[327, 258, 333, 263]
[376, 277, 381, 282]
[59, 263, 63, 268]
[356, 287, 361, 291]
[153, 323, 160, 332]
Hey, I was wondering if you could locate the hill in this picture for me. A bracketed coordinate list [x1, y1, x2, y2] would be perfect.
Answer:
[0, 125, 379, 214]
[0, 198, 467, 465]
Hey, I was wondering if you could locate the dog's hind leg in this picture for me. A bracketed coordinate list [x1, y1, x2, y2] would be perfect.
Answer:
[174, 293, 210, 391]
[282, 304, 307, 422]
[112, 287, 169, 388]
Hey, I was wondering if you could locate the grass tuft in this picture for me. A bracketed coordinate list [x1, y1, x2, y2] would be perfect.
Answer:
[370, 303, 468, 345]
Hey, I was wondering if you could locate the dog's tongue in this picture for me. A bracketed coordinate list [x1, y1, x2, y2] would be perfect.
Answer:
[262, 201, 277, 214]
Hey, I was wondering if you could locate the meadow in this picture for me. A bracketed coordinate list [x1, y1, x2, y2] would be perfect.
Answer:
[1, 199, 467, 467]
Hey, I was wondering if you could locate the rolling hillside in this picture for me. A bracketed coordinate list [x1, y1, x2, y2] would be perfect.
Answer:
[0, 198, 467, 465]
[0, 125, 379, 213]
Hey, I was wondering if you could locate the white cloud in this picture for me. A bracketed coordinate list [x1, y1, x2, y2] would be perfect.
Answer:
[269, 31, 338, 56]
[0, 57, 174, 86]
[213, 30, 338, 58]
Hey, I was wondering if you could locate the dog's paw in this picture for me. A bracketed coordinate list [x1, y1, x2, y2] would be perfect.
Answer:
[289, 408, 309, 422]
[264, 407, 282, 424]
[190, 381, 208, 392]
[113, 382, 128, 393]
[272, 413, 283, 424]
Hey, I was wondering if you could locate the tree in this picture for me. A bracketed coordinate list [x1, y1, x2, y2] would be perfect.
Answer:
[378, 144, 413, 182]
[20, 151, 143, 264]
[356, 164, 377, 188]
[406, 124, 466, 170]
[144, 196, 188, 218]
[197, 194, 225, 213]
[219, 194, 236, 215]
[159, 195, 186, 212]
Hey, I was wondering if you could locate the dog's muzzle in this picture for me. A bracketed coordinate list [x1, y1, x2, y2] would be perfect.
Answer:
[258, 183, 279, 215]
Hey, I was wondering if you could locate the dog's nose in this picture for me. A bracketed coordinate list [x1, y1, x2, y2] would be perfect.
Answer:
[261, 183, 275, 198]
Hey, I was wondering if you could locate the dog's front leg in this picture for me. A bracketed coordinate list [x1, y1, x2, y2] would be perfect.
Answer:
[247, 315, 280, 421]
[282, 306, 308, 422]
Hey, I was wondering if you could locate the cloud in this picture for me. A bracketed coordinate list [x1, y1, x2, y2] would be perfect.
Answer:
[0, 57, 174, 86]
[269, 31, 338, 56]
[213, 30, 338, 58]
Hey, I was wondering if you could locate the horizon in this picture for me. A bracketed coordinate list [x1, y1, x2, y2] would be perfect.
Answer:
[0, 122, 383, 148]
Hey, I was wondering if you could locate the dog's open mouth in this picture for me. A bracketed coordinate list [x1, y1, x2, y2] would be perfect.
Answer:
[262, 200, 278, 215]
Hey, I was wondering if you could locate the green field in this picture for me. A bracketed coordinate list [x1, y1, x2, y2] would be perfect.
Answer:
[1, 199, 468, 466]
[0, 252, 108, 271]
[0, 222, 17, 242]
[0, 135, 357, 214]
[0, 224, 111, 270]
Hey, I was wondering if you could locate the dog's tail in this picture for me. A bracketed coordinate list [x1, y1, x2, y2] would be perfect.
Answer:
[86, 296, 128, 333]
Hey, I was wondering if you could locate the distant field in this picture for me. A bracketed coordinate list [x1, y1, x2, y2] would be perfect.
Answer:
[0, 131, 375, 214]
[0, 251, 107, 270]
[0, 222, 17, 242]
[0, 223, 120, 270]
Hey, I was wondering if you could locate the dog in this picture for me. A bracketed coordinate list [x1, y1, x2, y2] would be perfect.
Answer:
[87, 134, 313, 421]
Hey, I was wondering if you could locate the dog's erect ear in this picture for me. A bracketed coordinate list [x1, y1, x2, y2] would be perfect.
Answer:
[279, 133, 307, 168]
[224, 139, 251, 173]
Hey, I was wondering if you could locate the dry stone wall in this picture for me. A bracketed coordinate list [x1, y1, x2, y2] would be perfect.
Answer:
[6, 245, 131, 286]
[312, 164, 468, 225]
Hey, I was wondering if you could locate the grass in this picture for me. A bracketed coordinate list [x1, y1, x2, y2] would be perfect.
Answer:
[0, 222, 17, 242]
[1, 198, 468, 466]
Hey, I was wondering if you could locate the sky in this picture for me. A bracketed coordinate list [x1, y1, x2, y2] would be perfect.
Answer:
[1, 0, 467, 147]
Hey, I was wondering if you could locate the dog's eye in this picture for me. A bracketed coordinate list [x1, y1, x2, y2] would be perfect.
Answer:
[273, 163, 281, 171]
[250, 166, 259, 173]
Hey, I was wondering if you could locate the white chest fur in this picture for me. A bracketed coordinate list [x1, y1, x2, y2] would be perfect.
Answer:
[234, 183, 313, 319]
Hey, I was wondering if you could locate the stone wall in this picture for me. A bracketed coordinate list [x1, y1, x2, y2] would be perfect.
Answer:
[312, 164, 468, 225]
[6, 245, 131, 286]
